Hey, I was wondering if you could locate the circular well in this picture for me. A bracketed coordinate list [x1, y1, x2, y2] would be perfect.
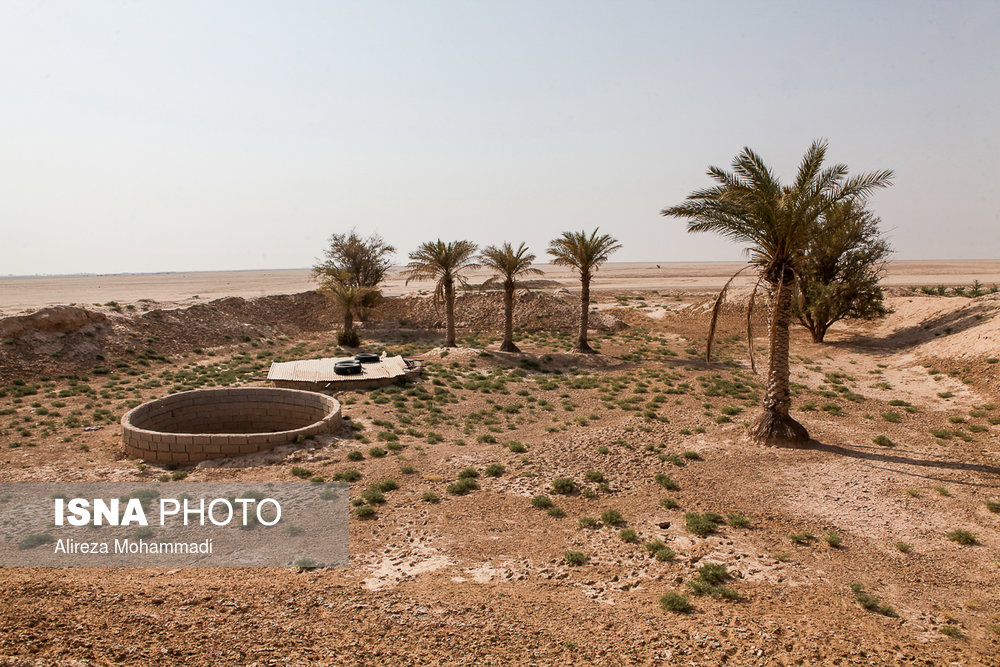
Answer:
[121, 387, 341, 464]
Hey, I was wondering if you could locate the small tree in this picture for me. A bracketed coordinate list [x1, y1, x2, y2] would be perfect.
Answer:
[547, 229, 621, 354]
[794, 201, 892, 342]
[313, 229, 395, 319]
[328, 282, 368, 347]
[479, 242, 542, 352]
[403, 240, 479, 347]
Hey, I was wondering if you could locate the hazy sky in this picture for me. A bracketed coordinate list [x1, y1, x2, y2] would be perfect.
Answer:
[2, 0, 998, 276]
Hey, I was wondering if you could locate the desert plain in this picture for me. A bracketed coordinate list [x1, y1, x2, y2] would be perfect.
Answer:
[0, 260, 999, 665]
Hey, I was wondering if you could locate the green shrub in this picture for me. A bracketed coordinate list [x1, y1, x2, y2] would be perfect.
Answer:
[368, 447, 387, 458]
[823, 530, 843, 548]
[659, 591, 692, 613]
[530, 495, 553, 509]
[421, 491, 440, 503]
[564, 550, 588, 566]
[849, 583, 896, 616]
[546, 506, 565, 517]
[551, 477, 575, 494]
[290, 466, 311, 479]
[458, 467, 479, 479]
[872, 435, 894, 447]
[361, 487, 385, 504]
[578, 516, 598, 529]
[484, 463, 505, 477]
[374, 478, 398, 492]
[337, 329, 361, 347]
[584, 470, 604, 483]
[788, 531, 815, 545]
[655, 547, 676, 562]
[654, 473, 679, 490]
[600, 509, 624, 526]
[446, 478, 479, 495]
[945, 529, 977, 545]
[659, 497, 680, 510]
[619, 528, 639, 543]
[726, 513, 751, 528]
[685, 512, 721, 537]
[346, 450, 364, 461]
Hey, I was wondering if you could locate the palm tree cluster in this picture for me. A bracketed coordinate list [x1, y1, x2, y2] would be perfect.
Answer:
[402, 230, 621, 352]
[316, 140, 892, 451]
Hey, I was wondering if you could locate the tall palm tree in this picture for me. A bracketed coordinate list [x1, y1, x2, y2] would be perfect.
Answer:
[547, 229, 622, 354]
[479, 242, 543, 352]
[661, 140, 893, 447]
[403, 240, 479, 347]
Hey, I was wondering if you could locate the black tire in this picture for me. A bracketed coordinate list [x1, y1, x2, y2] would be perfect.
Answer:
[354, 352, 380, 364]
[334, 360, 363, 376]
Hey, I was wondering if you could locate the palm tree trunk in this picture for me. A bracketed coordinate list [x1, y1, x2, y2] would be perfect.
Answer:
[499, 286, 519, 352]
[344, 309, 354, 334]
[444, 279, 457, 347]
[574, 273, 596, 354]
[750, 273, 809, 446]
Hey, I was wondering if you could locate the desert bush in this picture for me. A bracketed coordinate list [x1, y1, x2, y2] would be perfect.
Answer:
[655, 547, 676, 562]
[564, 550, 588, 566]
[823, 530, 843, 548]
[484, 463, 505, 477]
[619, 528, 639, 543]
[600, 509, 624, 526]
[945, 529, 977, 545]
[895, 541, 911, 553]
[446, 478, 479, 495]
[849, 583, 896, 616]
[788, 531, 815, 544]
[659, 591, 692, 613]
[421, 491, 440, 503]
[654, 473, 679, 490]
[660, 497, 680, 510]
[354, 505, 376, 519]
[685, 512, 721, 537]
[458, 467, 479, 479]
[546, 506, 565, 517]
[872, 435, 894, 447]
[290, 467, 311, 479]
[551, 477, 576, 494]
[726, 513, 752, 528]
[578, 516, 598, 529]
[531, 495, 553, 509]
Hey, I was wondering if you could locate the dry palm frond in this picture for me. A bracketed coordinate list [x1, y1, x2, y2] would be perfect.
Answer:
[706, 265, 754, 363]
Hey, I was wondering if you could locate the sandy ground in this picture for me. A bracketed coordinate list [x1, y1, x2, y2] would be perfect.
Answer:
[1, 285, 999, 664]
[3, 260, 1000, 315]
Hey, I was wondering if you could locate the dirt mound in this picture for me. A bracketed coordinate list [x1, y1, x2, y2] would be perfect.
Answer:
[0, 291, 341, 379]
[852, 294, 1000, 361]
[0, 305, 107, 338]
[373, 291, 625, 333]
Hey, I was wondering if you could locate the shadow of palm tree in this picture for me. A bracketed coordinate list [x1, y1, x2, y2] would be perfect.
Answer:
[799, 438, 1000, 483]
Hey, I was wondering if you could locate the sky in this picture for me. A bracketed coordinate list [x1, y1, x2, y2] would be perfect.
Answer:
[1, 0, 998, 276]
